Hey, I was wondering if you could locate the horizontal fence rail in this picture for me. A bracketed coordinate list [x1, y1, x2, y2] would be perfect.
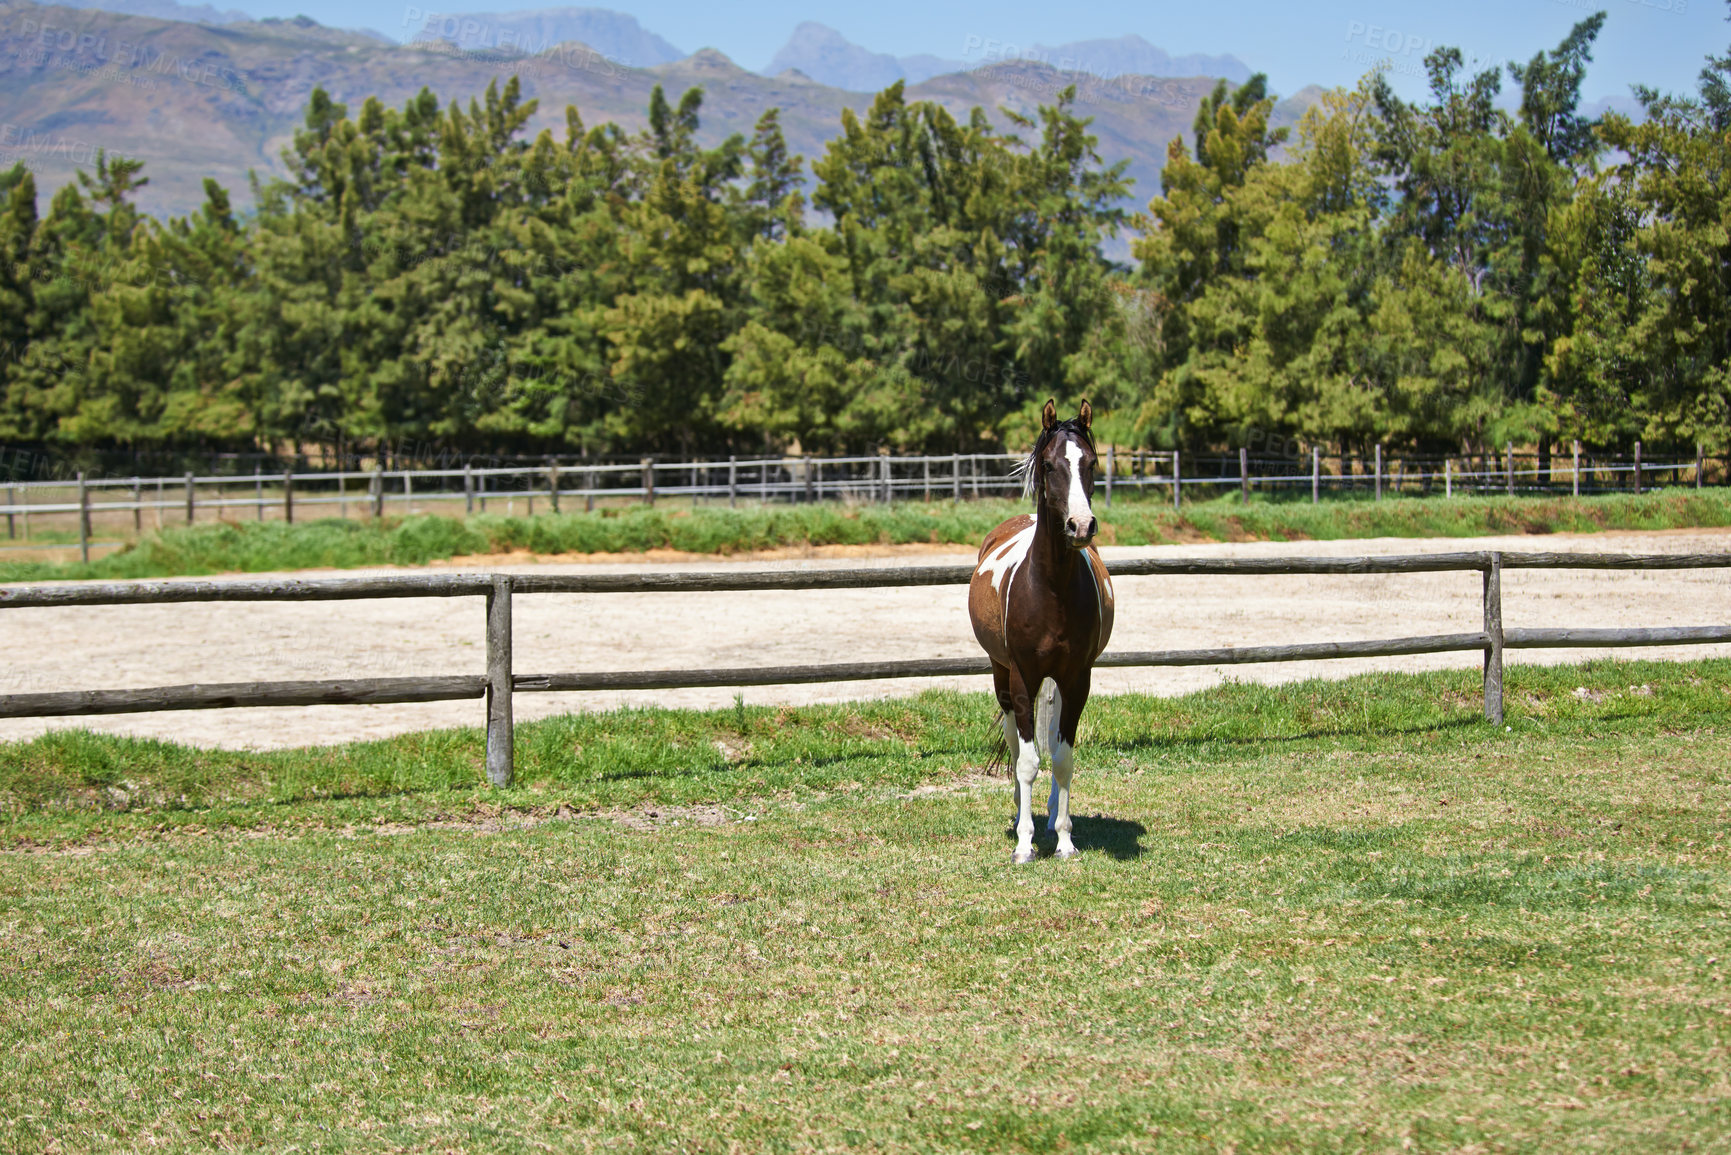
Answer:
[2, 550, 1729, 784]
[10, 551, 1731, 610]
[0, 677, 489, 718]
[4, 438, 1725, 563]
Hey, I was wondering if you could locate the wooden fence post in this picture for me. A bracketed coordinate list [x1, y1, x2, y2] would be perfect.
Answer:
[584, 465, 595, 514]
[1106, 445, 1115, 508]
[1172, 450, 1181, 511]
[880, 450, 891, 504]
[642, 457, 655, 507]
[403, 470, 413, 515]
[372, 467, 384, 520]
[1506, 442, 1514, 497]
[810, 458, 819, 504]
[952, 453, 961, 503]
[1445, 458, 1452, 499]
[1483, 551, 1504, 725]
[464, 464, 474, 515]
[922, 457, 930, 503]
[1374, 444, 1382, 501]
[1312, 448, 1320, 504]
[1239, 446, 1250, 505]
[254, 467, 264, 521]
[77, 471, 90, 564]
[1572, 440, 1581, 498]
[1697, 443, 1704, 490]
[132, 478, 142, 534]
[485, 574, 513, 788]
[184, 472, 195, 525]
[283, 470, 294, 524]
[1634, 441, 1642, 495]
[548, 461, 560, 514]
[728, 455, 737, 508]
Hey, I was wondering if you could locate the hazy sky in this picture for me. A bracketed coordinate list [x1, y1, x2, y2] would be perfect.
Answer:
[230, 0, 1723, 104]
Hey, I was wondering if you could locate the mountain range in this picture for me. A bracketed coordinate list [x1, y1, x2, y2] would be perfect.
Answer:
[0, 0, 1312, 221]
[764, 23, 1252, 92]
[44, 0, 247, 25]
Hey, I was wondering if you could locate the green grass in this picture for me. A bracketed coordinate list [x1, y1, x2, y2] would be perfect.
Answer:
[3, 658, 1730, 1150]
[5, 487, 1731, 583]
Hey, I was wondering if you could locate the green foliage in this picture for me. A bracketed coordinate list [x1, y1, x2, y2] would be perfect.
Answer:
[2, 11, 1729, 466]
[1131, 9, 1731, 467]
[0, 76, 1129, 458]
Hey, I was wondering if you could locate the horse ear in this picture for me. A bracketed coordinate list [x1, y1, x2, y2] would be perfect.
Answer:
[1078, 399, 1092, 430]
[1041, 398, 1057, 430]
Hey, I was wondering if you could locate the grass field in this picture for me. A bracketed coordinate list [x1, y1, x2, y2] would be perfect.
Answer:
[3, 657, 1729, 1151]
[4, 487, 1731, 583]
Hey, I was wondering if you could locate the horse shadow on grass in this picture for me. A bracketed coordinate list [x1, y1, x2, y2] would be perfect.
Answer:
[1107, 714, 1484, 755]
[1004, 812, 1147, 861]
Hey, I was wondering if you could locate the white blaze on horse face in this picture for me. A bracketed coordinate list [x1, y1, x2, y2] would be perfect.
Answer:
[1064, 441, 1093, 533]
[977, 521, 1036, 593]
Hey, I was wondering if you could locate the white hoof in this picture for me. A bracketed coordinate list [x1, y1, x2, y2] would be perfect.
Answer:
[1011, 847, 1037, 864]
[1054, 844, 1080, 860]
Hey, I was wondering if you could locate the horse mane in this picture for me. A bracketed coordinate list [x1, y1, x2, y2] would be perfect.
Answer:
[1011, 418, 1096, 505]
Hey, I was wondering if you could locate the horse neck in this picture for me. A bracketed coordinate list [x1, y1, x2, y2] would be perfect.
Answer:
[1029, 491, 1081, 583]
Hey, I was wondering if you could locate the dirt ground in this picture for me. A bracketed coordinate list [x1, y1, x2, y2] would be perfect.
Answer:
[2, 527, 1728, 750]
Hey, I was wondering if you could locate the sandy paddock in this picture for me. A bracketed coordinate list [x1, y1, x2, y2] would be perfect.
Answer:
[2, 528, 1728, 750]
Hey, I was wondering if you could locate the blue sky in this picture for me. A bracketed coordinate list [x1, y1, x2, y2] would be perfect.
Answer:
[233, 0, 1723, 104]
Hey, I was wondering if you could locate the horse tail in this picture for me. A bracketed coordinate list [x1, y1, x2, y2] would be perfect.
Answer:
[986, 709, 1008, 774]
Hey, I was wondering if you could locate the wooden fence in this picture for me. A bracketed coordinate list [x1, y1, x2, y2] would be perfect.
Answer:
[3, 442, 1720, 563]
[2, 550, 1729, 785]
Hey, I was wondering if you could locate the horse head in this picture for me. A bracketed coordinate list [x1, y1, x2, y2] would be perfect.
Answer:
[1026, 398, 1098, 550]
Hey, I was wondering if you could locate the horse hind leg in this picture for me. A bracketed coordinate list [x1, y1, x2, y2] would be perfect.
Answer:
[1011, 721, 1040, 864]
[1000, 668, 1041, 866]
[1000, 709, 1021, 832]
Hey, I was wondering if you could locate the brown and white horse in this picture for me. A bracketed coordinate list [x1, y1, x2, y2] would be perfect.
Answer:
[968, 399, 1115, 863]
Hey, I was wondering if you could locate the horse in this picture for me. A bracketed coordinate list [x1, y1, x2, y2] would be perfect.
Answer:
[968, 399, 1115, 863]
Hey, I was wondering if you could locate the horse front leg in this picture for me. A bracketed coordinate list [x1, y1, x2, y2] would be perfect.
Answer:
[1046, 671, 1089, 859]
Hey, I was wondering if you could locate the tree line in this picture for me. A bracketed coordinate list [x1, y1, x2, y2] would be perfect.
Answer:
[0, 8, 1726, 467]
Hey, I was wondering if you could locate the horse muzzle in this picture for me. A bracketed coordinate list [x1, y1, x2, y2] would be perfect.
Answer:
[1064, 515, 1098, 549]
